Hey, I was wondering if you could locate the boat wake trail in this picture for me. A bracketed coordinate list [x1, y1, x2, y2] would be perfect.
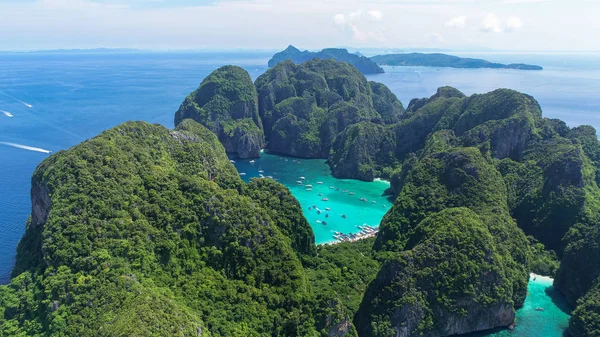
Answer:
[0, 110, 13, 117]
[0, 142, 51, 154]
[0, 91, 33, 108]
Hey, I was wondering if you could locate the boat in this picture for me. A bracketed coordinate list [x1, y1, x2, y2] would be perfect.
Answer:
[349, 192, 355, 195]
[372, 201, 376, 204]
[306, 188, 313, 191]
[296, 181, 303, 184]
[360, 198, 367, 202]
[229, 159, 235, 163]
[317, 182, 323, 184]
[325, 214, 329, 218]
[259, 174, 264, 178]
[249, 160, 256, 164]
[316, 220, 322, 223]
[325, 207, 330, 211]
[299, 176, 306, 180]
[240, 172, 246, 176]
[322, 221, 328, 226]
[341, 214, 347, 219]
[329, 186, 335, 189]
[535, 307, 545, 312]
[258, 170, 264, 173]
[305, 185, 313, 188]
[317, 210, 322, 215]
[318, 193, 323, 196]
[322, 198, 329, 201]
[382, 204, 387, 208]
[308, 207, 312, 211]
[266, 176, 273, 179]
[342, 190, 348, 193]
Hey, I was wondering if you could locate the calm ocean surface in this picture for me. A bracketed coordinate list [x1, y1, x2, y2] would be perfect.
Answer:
[0, 51, 593, 335]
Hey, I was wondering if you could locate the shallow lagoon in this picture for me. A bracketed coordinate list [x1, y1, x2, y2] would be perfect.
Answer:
[233, 152, 391, 244]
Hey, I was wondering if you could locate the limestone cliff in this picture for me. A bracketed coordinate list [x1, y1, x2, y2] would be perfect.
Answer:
[174, 65, 264, 158]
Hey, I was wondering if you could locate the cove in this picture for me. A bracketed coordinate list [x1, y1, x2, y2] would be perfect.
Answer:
[468, 275, 571, 337]
[232, 152, 391, 244]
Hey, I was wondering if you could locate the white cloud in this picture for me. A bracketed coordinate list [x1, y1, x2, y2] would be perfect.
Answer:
[506, 16, 523, 31]
[445, 15, 467, 28]
[333, 13, 346, 25]
[481, 13, 503, 33]
[425, 32, 446, 43]
[480, 13, 524, 33]
[332, 9, 385, 43]
[368, 10, 383, 21]
[348, 10, 362, 20]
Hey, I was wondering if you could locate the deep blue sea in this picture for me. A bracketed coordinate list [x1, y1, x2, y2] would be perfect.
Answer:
[0, 50, 594, 336]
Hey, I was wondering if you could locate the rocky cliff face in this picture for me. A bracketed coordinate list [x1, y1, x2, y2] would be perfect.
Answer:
[329, 122, 395, 181]
[31, 176, 51, 227]
[455, 89, 541, 160]
[568, 280, 600, 337]
[555, 223, 600, 306]
[370, 81, 405, 124]
[174, 65, 264, 158]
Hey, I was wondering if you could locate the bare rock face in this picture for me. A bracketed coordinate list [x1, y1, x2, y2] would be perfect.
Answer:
[31, 177, 51, 226]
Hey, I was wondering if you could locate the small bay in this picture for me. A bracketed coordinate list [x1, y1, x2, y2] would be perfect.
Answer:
[233, 152, 391, 244]
[469, 275, 571, 337]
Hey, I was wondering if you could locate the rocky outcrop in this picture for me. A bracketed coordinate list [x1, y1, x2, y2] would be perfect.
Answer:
[356, 208, 521, 337]
[329, 122, 395, 181]
[555, 223, 600, 306]
[455, 90, 540, 161]
[370, 81, 405, 123]
[568, 280, 600, 337]
[255, 59, 384, 159]
[174, 65, 264, 158]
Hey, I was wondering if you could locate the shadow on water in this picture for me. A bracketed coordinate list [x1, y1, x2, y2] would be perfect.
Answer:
[545, 285, 573, 315]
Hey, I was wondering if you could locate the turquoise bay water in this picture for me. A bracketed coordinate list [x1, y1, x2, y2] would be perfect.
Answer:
[233, 153, 391, 244]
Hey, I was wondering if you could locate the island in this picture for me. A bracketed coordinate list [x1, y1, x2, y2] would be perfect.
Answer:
[268, 45, 384, 74]
[370, 52, 543, 70]
[2, 59, 599, 337]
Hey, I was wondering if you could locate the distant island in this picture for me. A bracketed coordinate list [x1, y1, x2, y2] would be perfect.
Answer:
[370, 53, 543, 70]
[268, 45, 384, 74]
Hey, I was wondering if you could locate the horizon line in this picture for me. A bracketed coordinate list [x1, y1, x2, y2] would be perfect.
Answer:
[1, 47, 599, 54]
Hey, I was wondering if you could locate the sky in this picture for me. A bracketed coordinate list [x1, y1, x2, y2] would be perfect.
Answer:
[0, 0, 598, 52]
